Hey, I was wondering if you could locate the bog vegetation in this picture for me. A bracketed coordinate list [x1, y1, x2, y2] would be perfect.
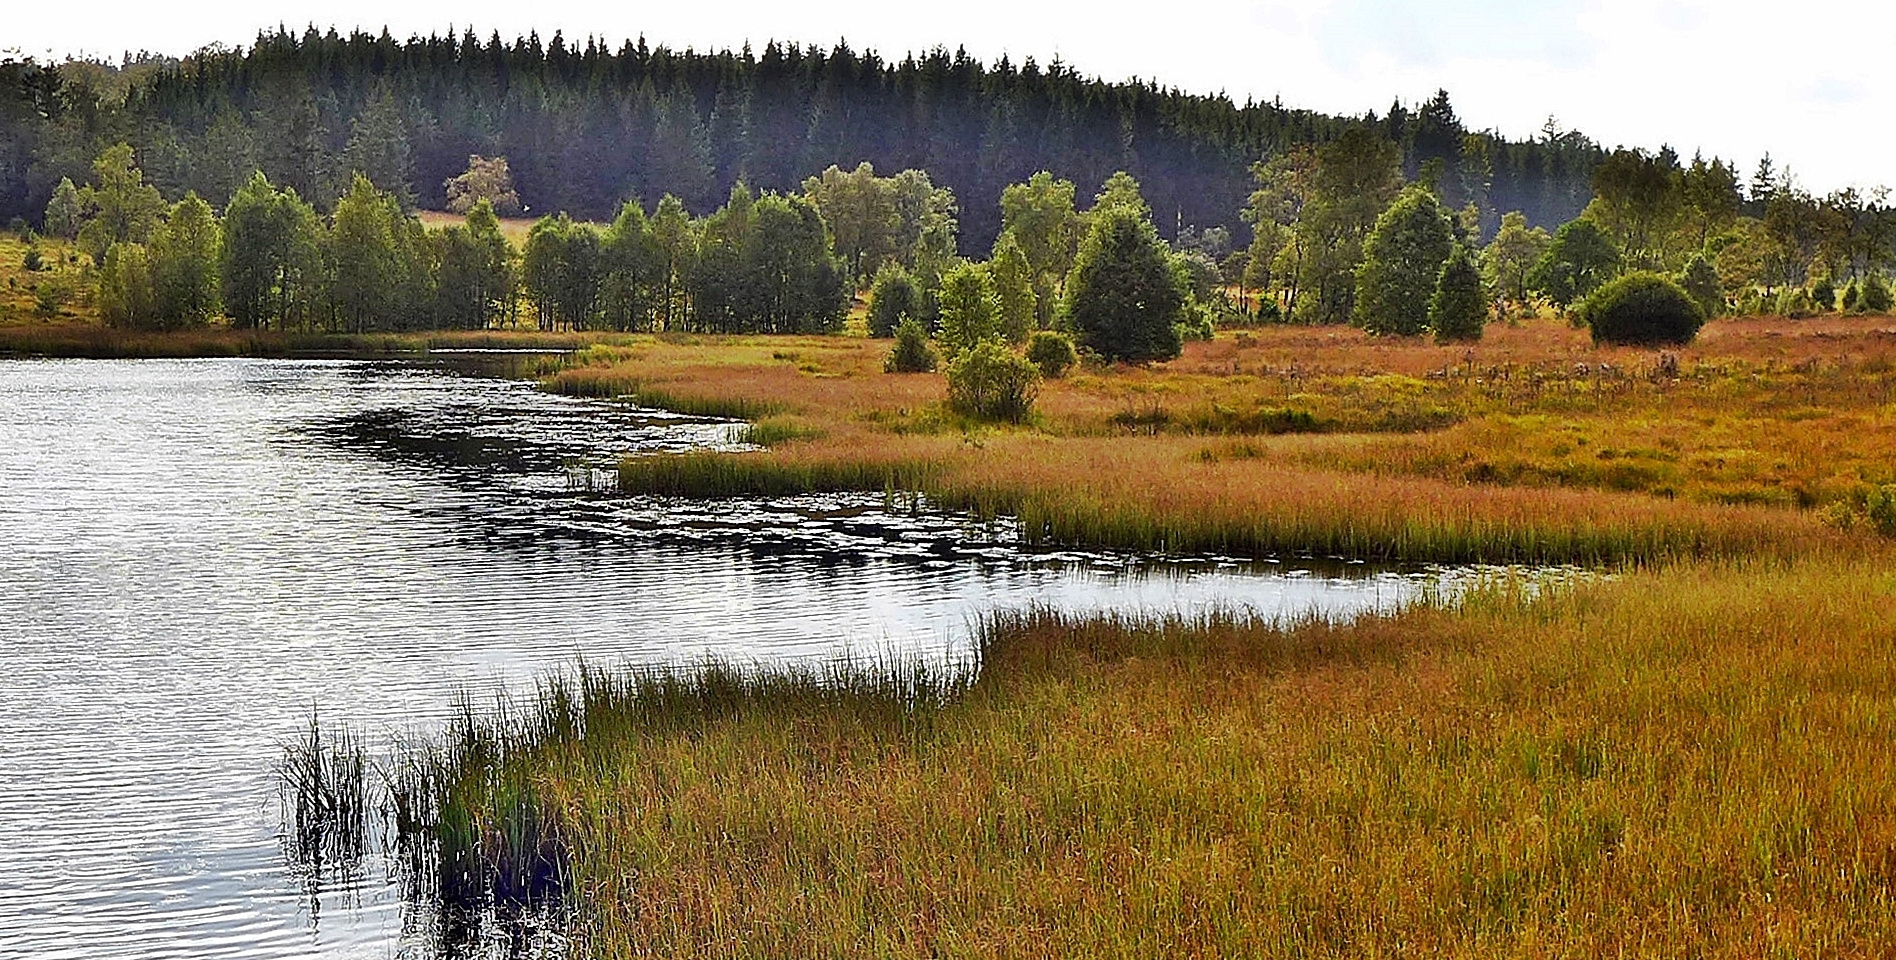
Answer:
[10, 26, 1896, 960]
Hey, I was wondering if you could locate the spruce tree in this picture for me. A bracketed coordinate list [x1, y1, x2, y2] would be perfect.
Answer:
[1062, 205, 1182, 363]
[1354, 185, 1453, 336]
[1429, 243, 1486, 343]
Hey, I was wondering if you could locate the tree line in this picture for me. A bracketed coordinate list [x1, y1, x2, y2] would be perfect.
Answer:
[0, 28, 1607, 255]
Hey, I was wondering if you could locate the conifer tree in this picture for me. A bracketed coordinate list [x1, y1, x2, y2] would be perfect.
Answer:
[1062, 204, 1182, 363]
[1355, 186, 1453, 336]
[1429, 243, 1486, 343]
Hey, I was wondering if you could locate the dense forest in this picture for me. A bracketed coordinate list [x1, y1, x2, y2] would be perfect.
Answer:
[0, 27, 1606, 250]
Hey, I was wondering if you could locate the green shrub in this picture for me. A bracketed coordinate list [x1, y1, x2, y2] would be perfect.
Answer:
[1861, 274, 1893, 314]
[1811, 276, 1836, 312]
[1577, 272, 1704, 346]
[946, 341, 1040, 422]
[1870, 485, 1896, 537]
[1841, 281, 1860, 313]
[22, 246, 43, 272]
[1174, 299, 1215, 342]
[1025, 330, 1078, 379]
[885, 316, 938, 373]
[1776, 287, 1815, 319]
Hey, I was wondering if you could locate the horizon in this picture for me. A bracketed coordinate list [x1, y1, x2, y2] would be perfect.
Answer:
[5, 1, 1888, 197]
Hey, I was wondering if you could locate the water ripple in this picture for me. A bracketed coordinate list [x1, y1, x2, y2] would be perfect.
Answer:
[0, 357, 1440, 958]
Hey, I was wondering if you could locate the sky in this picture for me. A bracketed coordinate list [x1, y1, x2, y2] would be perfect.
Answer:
[6, 0, 1887, 195]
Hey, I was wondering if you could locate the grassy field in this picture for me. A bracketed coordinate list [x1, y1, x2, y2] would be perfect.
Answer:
[559, 319, 1893, 564]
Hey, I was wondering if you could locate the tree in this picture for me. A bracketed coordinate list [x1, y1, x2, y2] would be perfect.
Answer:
[936, 261, 1002, 359]
[599, 200, 662, 331]
[1481, 211, 1551, 316]
[885, 316, 938, 373]
[737, 192, 849, 334]
[802, 162, 899, 284]
[1354, 186, 1454, 336]
[522, 213, 604, 331]
[1529, 218, 1620, 310]
[1025, 330, 1078, 378]
[220, 173, 323, 330]
[1241, 147, 1317, 316]
[989, 231, 1036, 341]
[44, 177, 81, 238]
[445, 156, 522, 216]
[867, 261, 923, 337]
[651, 194, 697, 330]
[1862, 273, 1893, 315]
[75, 144, 166, 264]
[435, 200, 516, 328]
[1429, 243, 1486, 343]
[1090, 171, 1151, 221]
[1062, 204, 1183, 363]
[1677, 254, 1724, 320]
[342, 85, 416, 208]
[149, 192, 221, 327]
[98, 242, 157, 328]
[328, 174, 403, 332]
[1586, 148, 1683, 270]
[1577, 272, 1704, 346]
[1000, 171, 1081, 283]
[1294, 129, 1403, 324]
[1681, 154, 1741, 249]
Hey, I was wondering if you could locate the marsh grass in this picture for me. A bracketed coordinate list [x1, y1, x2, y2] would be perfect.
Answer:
[381, 554, 1896, 957]
[277, 713, 371, 876]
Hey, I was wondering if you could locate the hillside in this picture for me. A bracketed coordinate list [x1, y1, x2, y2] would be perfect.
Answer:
[0, 29, 1604, 250]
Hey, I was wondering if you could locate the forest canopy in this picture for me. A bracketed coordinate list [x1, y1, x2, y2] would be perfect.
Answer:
[0, 27, 1605, 251]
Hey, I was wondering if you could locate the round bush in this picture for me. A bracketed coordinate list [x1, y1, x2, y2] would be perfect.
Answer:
[1025, 330, 1078, 378]
[1577, 272, 1704, 346]
[946, 341, 1040, 422]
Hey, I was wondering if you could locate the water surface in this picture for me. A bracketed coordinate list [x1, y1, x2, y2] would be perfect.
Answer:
[0, 358, 1438, 958]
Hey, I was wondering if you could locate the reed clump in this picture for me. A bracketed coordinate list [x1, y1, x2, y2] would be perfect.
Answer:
[277, 713, 371, 873]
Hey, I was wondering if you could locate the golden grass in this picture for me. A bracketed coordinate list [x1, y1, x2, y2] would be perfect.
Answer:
[0, 232, 93, 325]
[483, 553, 1896, 958]
[566, 320, 1890, 564]
[415, 208, 541, 245]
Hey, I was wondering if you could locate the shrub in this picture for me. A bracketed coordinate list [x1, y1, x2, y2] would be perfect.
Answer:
[946, 341, 1040, 422]
[1025, 330, 1078, 378]
[868, 262, 923, 338]
[1841, 281, 1860, 313]
[884, 316, 938, 373]
[1862, 274, 1893, 314]
[1810, 275, 1836, 312]
[1776, 287, 1815, 319]
[1870, 485, 1896, 537]
[22, 247, 43, 271]
[1174, 299, 1215, 342]
[1577, 272, 1704, 346]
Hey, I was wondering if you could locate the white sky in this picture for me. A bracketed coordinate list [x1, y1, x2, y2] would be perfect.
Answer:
[7, 0, 1885, 195]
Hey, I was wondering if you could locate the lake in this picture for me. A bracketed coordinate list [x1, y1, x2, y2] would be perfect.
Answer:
[0, 357, 1444, 958]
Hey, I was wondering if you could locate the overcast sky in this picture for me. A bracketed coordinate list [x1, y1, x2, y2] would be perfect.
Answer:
[7, 0, 1885, 195]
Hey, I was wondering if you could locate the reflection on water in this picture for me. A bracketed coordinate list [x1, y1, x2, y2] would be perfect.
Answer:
[0, 357, 1443, 959]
